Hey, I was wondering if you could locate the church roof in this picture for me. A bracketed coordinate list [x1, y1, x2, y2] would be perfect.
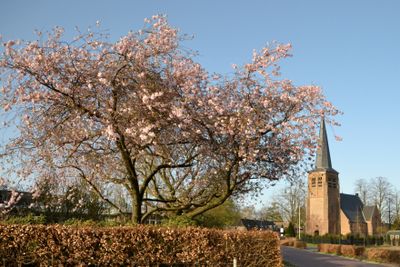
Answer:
[363, 206, 377, 221]
[314, 118, 338, 173]
[340, 193, 366, 223]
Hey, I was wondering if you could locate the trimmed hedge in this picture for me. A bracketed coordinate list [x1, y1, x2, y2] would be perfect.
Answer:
[280, 238, 306, 249]
[318, 243, 341, 255]
[340, 245, 365, 257]
[280, 238, 296, 247]
[366, 248, 400, 265]
[318, 243, 365, 257]
[301, 234, 384, 246]
[293, 241, 307, 249]
[0, 224, 282, 266]
[317, 243, 400, 265]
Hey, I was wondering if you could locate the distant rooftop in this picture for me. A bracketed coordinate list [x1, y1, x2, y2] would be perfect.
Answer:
[240, 219, 276, 230]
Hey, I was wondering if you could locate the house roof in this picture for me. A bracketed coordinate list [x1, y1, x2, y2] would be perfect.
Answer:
[363, 206, 376, 221]
[313, 117, 338, 173]
[0, 189, 33, 206]
[241, 219, 275, 230]
[340, 193, 366, 223]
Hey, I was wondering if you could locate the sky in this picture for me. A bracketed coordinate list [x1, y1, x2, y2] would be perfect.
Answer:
[1, 0, 399, 208]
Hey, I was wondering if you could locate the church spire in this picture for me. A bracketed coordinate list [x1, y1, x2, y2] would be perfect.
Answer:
[315, 117, 336, 172]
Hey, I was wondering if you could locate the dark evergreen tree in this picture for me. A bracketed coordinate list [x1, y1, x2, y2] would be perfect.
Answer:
[286, 222, 296, 237]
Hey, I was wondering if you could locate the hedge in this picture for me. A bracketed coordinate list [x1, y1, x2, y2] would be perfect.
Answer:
[318, 243, 366, 257]
[280, 238, 295, 247]
[340, 245, 365, 257]
[293, 241, 307, 249]
[0, 224, 282, 266]
[366, 248, 400, 265]
[280, 238, 306, 249]
[301, 234, 384, 246]
[317, 243, 400, 265]
[318, 243, 341, 255]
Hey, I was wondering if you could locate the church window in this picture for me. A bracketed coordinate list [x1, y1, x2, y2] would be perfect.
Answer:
[317, 177, 322, 187]
[328, 177, 337, 188]
[311, 178, 316, 187]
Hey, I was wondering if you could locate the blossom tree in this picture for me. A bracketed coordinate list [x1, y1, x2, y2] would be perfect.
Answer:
[0, 15, 339, 223]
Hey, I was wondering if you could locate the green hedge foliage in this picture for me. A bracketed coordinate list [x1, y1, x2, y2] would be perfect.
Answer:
[301, 233, 384, 246]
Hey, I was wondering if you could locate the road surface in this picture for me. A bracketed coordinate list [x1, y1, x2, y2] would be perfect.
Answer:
[281, 246, 393, 267]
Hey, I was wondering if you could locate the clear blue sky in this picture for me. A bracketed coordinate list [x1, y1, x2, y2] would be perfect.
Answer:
[1, 0, 399, 207]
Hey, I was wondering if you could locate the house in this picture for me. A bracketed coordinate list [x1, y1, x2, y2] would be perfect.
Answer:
[239, 218, 278, 231]
[0, 189, 33, 215]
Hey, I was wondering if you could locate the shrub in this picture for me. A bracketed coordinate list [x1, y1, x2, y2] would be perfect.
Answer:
[366, 248, 400, 265]
[318, 243, 341, 255]
[0, 224, 282, 266]
[97, 219, 124, 227]
[293, 240, 307, 249]
[317, 243, 327, 252]
[63, 218, 98, 227]
[285, 222, 296, 237]
[2, 214, 46, 225]
[327, 244, 341, 255]
[280, 238, 295, 246]
[301, 233, 383, 246]
[354, 246, 366, 257]
[319, 244, 366, 258]
[280, 238, 306, 249]
[340, 245, 365, 257]
[162, 215, 198, 227]
[195, 199, 241, 228]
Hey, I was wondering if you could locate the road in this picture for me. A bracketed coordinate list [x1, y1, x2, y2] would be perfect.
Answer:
[281, 246, 393, 267]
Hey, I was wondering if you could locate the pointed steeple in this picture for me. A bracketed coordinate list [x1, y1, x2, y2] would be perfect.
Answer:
[315, 117, 337, 173]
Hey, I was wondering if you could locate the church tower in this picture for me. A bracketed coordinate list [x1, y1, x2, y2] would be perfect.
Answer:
[306, 118, 341, 235]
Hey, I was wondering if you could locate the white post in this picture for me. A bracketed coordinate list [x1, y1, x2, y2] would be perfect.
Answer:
[298, 203, 301, 240]
[233, 258, 237, 267]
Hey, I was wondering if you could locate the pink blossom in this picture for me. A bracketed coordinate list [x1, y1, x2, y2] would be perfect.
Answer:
[0, 15, 339, 224]
[105, 125, 117, 140]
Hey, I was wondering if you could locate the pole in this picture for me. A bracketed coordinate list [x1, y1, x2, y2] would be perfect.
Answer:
[298, 203, 301, 240]
[388, 200, 391, 229]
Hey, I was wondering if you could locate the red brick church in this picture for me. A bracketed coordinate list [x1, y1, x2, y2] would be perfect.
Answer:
[306, 118, 381, 236]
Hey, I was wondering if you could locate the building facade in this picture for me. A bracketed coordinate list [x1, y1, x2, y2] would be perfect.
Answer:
[306, 118, 341, 235]
[306, 118, 381, 236]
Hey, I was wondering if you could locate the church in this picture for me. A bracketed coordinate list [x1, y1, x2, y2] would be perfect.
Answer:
[306, 119, 381, 236]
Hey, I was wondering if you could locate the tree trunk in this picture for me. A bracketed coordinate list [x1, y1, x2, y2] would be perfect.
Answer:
[131, 193, 143, 224]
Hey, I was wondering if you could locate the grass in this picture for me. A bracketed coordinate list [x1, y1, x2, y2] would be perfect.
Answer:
[283, 260, 297, 267]
[306, 243, 317, 248]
